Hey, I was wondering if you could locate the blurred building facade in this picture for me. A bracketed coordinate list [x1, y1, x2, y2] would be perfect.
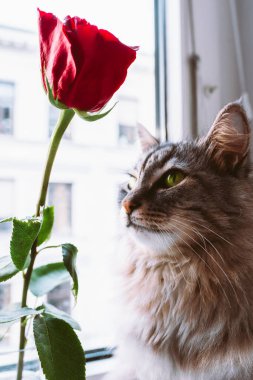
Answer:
[0, 24, 155, 351]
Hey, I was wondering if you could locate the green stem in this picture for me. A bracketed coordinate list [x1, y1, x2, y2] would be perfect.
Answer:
[36, 109, 75, 216]
[16, 109, 75, 380]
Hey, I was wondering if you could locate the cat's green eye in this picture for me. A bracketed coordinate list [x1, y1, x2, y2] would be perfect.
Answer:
[128, 176, 137, 190]
[164, 171, 185, 188]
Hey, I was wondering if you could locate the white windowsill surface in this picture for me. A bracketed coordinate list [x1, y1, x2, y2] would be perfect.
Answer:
[86, 357, 115, 380]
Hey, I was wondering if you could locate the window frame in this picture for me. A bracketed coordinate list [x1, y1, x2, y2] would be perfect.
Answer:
[154, 0, 168, 142]
[48, 182, 73, 235]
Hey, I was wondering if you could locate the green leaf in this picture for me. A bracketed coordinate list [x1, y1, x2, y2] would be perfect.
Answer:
[33, 314, 85, 380]
[10, 218, 41, 270]
[74, 102, 117, 122]
[0, 256, 19, 282]
[41, 303, 81, 330]
[0, 306, 41, 324]
[37, 207, 54, 246]
[30, 262, 70, 297]
[0, 217, 13, 223]
[62, 243, 78, 299]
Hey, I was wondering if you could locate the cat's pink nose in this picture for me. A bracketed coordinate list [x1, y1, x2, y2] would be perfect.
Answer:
[122, 200, 134, 214]
[122, 199, 140, 214]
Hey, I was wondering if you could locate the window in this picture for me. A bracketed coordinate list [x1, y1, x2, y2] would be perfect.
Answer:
[47, 282, 71, 314]
[0, 284, 11, 344]
[48, 183, 72, 235]
[0, 81, 14, 135]
[0, 284, 11, 310]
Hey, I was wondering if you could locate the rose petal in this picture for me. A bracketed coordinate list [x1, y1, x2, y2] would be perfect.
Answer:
[38, 10, 137, 112]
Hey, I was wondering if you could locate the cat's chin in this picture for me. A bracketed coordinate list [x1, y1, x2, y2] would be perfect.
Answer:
[126, 224, 177, 254]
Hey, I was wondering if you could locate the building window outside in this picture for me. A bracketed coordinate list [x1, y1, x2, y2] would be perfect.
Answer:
[48, 105, 71, 140]
[47, 282, 71, 314]
[118, 97, 139, 145]
[0, 81, 14, 135]
[0, 284, 11, 344]
[118, 124, 137, 145]
[48, 183, 72, 235]
[0, 284, 11, 310]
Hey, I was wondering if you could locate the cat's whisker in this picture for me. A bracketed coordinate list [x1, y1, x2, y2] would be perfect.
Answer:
[170, 222, 239, 306]
[176, 215, 234, 247]
[170, 217, 225, 264]
[158, 229, 193, 285]
[167, 224, 232, 308]
[200, 233, 207, 250]
[170, 218, 207, 251]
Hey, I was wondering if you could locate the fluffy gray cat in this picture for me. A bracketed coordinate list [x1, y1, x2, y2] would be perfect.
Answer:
[105, 102, 253, 380]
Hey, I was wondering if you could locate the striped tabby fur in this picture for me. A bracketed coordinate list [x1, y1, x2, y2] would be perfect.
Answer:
[106, 102, 253, 380]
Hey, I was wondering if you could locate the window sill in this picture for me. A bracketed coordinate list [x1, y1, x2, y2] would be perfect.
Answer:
[0, 357, 115, 380]
[86, 357, 115, 380]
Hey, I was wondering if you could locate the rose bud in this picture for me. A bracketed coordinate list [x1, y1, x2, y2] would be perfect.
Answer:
[38, 9, 138, 120]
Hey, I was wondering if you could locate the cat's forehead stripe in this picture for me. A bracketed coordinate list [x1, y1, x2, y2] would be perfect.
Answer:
[140, 146, 161, 173]
[137, 145, 189, 185]
[143, 158, 187, 185]
[140, 144, 175, 174]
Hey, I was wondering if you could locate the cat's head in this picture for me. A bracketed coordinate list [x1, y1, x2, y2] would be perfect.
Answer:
[119, 102, 251, 255]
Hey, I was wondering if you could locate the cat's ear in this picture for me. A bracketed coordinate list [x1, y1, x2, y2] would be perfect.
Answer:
[137, 124, 159, 152]
[206, 102, 250, 171]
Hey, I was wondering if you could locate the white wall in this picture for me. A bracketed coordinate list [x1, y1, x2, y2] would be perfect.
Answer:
[167, 0, 253, 141]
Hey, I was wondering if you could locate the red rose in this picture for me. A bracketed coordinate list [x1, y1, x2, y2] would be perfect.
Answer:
[38, 9, 137, 113]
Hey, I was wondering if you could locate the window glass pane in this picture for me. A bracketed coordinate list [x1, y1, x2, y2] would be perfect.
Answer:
[0, 0, 156, 356]
[0, 284, 11, 345]
[48, 183, 72, 235]
[47, 282, 71, 314]
[0, 284, 11, 309]
[0, 82, 14, 135]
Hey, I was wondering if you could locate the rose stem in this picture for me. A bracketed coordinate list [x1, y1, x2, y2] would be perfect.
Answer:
[16, 109, 75, 380]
